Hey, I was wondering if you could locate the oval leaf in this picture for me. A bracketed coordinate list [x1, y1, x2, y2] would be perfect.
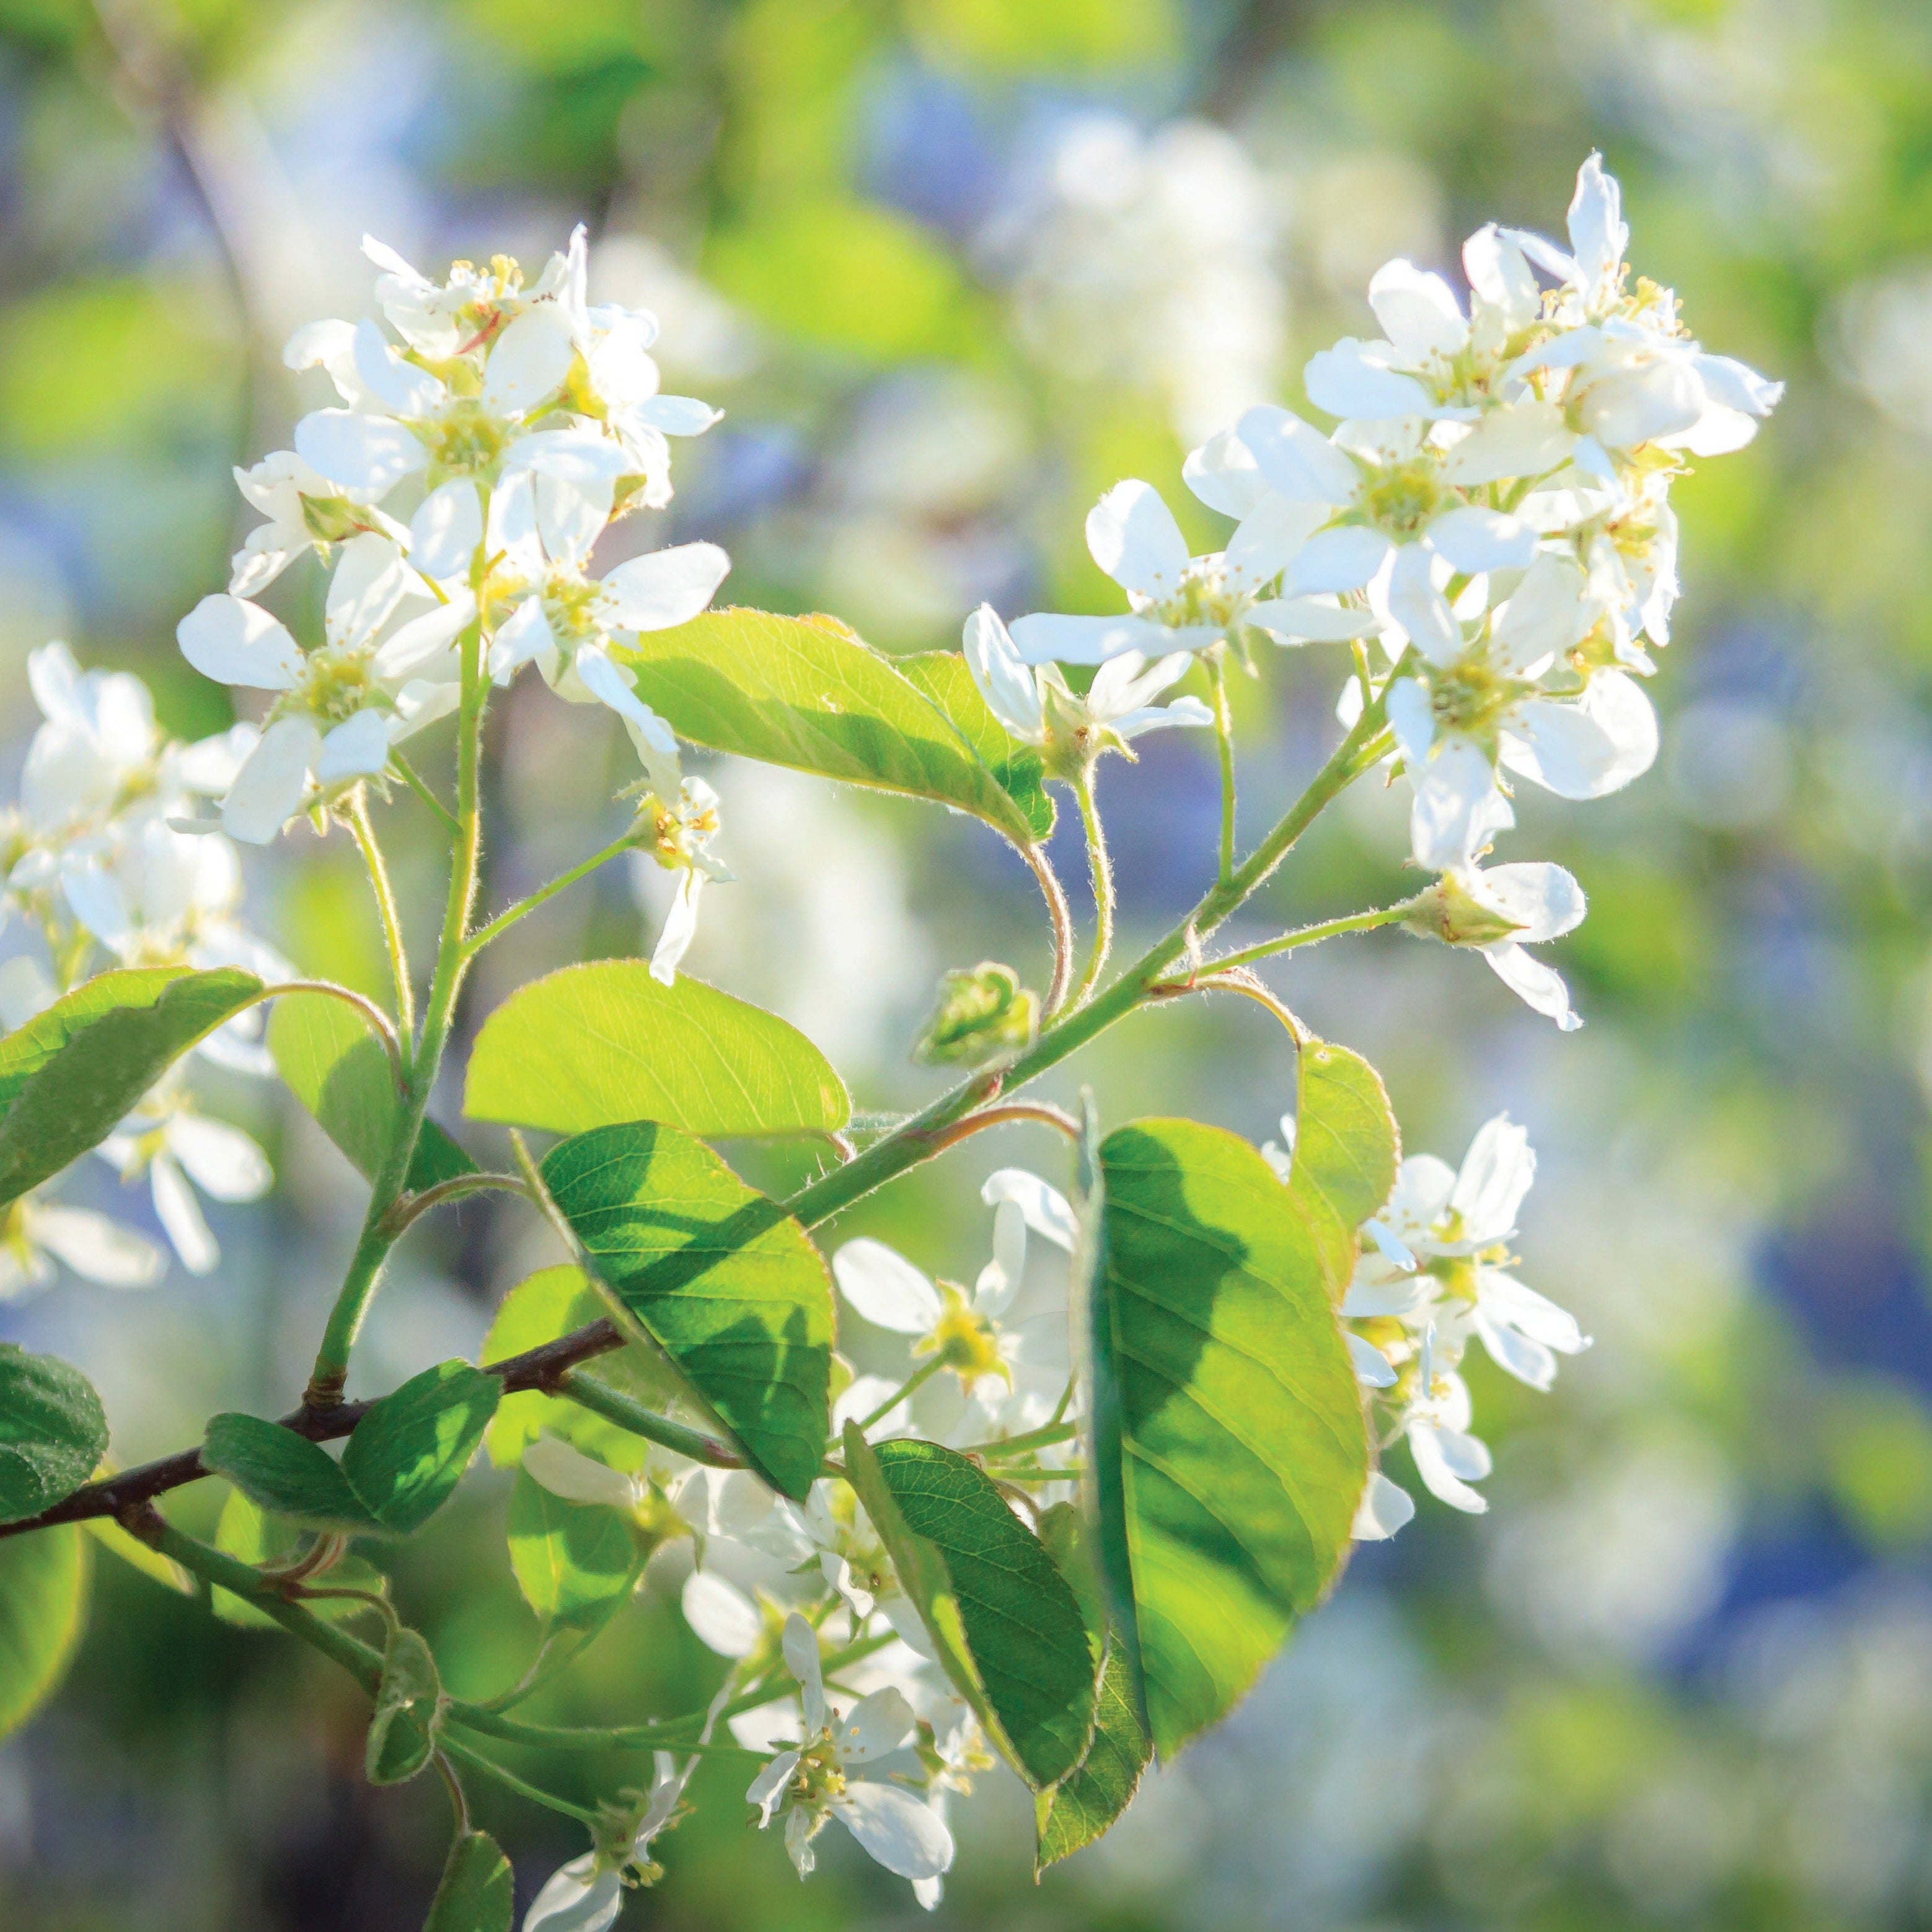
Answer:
[0, 967, 263, 1209]
[202, 1413, 377, 1532]
[0, 1524, 89, 1738]
[896, 651, 1056, 842]
[343, 1361, 499, 1535]
[270, 989, 475, 1191]
[844, 1427, 1095, 1790]
[465, 961, 849, 1139]
[209, 1489, 385, 1627]
[506, 1468, 645, 1632]
[1092, 1118, 1369, 1759]
[426, 1830, 515, 1932]
[615, 609, 1039, 848]
[1286, 1041, 1400, 1299]
[366, 1625, 442, 1785]
[541, 1121, 833, 1499]
[0, 1344, 108, 1524]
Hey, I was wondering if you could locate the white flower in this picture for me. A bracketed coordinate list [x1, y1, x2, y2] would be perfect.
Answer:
[0, 1189, 166, 1300]
[1401, 1323, 1492, 1514]
[228, 449, 407, 596]
[745, 1613, 953, 1889]
[523, 1752, 693, 1932]
[177, 534, 472, 842]
[636, 779, 728, 987]
[99, 1090, 271, 1276]
[1404, 859, 1589, 1031]
[1007, 478, 1321, 666]
[19, 643, 160, 837]
[961, 604, 1212, 758]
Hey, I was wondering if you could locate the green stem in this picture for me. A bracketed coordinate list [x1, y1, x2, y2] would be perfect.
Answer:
[382, 1171, 529, 1240]
[1209, 654, 1237, 886]
[970, 1419, 1078, 1460]
[1067, 765, 1113, 1010]
[447, 1707, 755, 1757]
[554, 1371, 743, 1467]
[463, 830, 640, 959]
[857, 1355, 946, 1432]
[437, 1733, 601, 1825]
[392, 747, 461, 836]
[344, 789, 413, 1051]
[304, 617, 488, 1409]
[1185, 904, 1407, 979]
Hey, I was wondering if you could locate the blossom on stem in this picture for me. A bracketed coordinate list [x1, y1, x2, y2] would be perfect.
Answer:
[99, 1086, 271, 1276]
[523, 1752, 694, 1932]
[1401, 859, 1588, 1030]
[228, 449, 407, 596]
[0, 1188, 165, 1300]
[744, 1614, 953, 1891]
[635, 777, 728, 987]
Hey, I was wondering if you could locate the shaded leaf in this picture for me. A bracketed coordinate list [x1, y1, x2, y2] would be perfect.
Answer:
[0, 967, 262, 1209]
[209, 1489, 384, 1628]
[542, 1123, 833, 1499]
[201, 1414, 377, 1532]
[844, 1427, 1095, 1790]
[1285, 1041, 1399, 1299]
[425, 1830, 514, 1932]
[465, 962, 849, 1140]
[1093, 1118, 1367, 1758]
[0, 1523, 88, 1739]
[506, 1468, 645, 1632]
[269, 989, 475, 1192]
[86, 1516, 193, 1595]
[343, 1361, 499, 1535]
[615, 609, 1039, 849]
[366, 1625, 441, 1784]
[897, 651, 1056, 842]
[0, 1345, 108, 1524]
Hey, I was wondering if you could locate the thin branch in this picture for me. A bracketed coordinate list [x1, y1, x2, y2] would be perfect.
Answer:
[1209, 654, 1238, 886]
[1158, 905, 1408, 981]
[1023, 841, 1076, 1017]
[392, 748, 462, 836]
[380, 1171, 529, 1240]
[555, 1371, 743, 1468]
[255, 981, 402, 1082]
[343, 790, 415, 1049]
[1067, 767, 1114, 1010]
[916, 1100, 1083, 1158]
[464, 831, 639, 958]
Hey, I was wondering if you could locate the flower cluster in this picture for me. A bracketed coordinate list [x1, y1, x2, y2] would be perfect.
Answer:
[0, 645, 279, 1289]
[180, 230, 730, 979]
[971, 154, 1780, 1031]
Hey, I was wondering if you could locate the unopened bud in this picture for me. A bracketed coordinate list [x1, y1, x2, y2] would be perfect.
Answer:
[912, 961, 1039, 1066]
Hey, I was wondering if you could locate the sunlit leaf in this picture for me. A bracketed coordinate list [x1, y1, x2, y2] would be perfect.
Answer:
[1285, 1040, 1400, 1299]
[343, 1361, 500, 1535]
[0, 1524, 88, 1739]
[0, 1345, 108, 1524]
[896, 651, 1056, 842]
[201, 1414, 377, 1533]
[208, 1489, 385, 1629]
[506, 1468, 645, 1632]
[464, 961, 849, 1139]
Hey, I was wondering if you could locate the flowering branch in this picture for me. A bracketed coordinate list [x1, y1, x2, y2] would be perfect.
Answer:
[462, 829, 642, 959]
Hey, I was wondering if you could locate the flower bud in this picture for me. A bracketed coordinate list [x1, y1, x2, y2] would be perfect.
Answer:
[912, 961, 1039, 1066]
[1398, 871, 1528, 947]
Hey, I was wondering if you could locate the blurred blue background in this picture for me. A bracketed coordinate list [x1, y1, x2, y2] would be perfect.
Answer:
[3, 0, 1931, 1925]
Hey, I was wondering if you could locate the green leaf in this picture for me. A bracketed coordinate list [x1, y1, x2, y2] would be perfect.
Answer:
[464, 961, 849, 1140]
[0, 967, 263, 1209]
[1285, 1041, 1400, 1299]
[366, 1625, 443, 1784]
[343, 1361, 499, 1535]
[425, 1830, 515, 1932]
[542, 1122, 834, 1500]
[896, 651, 1056, 842]
[615, 609, 1041, 849]
[1032, 1504, 1150, 1871]
[0, 1524, 88, 1738]
[482, 1266, 684, 1470]
[1093, 1118, 1369, 1758]
[0, 1344, 108, 1524]
[209, 1489, 384, 1628]
[843, 1427, 1095, 1790]
[506, 1468, 645, 1632]
[202, 1414, 378, 1532]
[86, 1516, 193, 1595]
[269, 989, 476, 1192]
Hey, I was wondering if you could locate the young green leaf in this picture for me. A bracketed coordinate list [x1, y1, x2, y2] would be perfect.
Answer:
[1092, 1118, 1369, 1759]
[0, 966, 263, 1209]
[209, 1490, 385, 1628]
[342, 1361, 499, 1535]
[0, 1523, 89, 1739]
[506, 1468, 645, 1632]
[366, 1625, 442, 1785]
[464, 961, 849, 1139]
[425, 1830, 515, 1932]
[896, 650, 1056, 842]
[482, 1266, 682, 1470]
[843, 1426, 1096, 1791]
[614, 608, 1040, 849]
[86, 1516, 193, 1595]
[1033, 1502, 1150, 1871]
[1285, 1041, 1400, 1299]
[541, 1122, 834, 1499]
[0, 1344, 109, 1524]
[202, 1414, 378, 1532]
[269, 988, 475, 1191]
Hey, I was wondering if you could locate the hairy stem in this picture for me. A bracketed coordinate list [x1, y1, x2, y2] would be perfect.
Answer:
[1176, 904, 1407, 978]
[438, 1734, 601, 1825]
[344, 790, 415, 1052]
[392, 748, 462, 836]
[856, 1355, 946, 1431]
[381, 1171, 529, 1240]
[1068, 766, 1114, 1009]
[1209, 654, 1238, 886]
[464, 829, 640, 958]
[1023, 841, 1076, 1016]
[555, 1371, 743, 1467]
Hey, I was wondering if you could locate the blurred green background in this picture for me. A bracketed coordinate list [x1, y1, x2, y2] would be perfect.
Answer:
[0, 0, 1927, 1925]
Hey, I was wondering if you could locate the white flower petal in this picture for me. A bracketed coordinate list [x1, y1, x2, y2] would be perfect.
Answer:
[837, 1687, 917, 1764]
[1236, 404, 1359, 505]
[1462, 224, 1541, 332]
[1473, 861, 1586, 943]
[522, 1856, 622, 1932]
[833, 1783, 955, 1881]
[1304, 339, 1436, 420]
[1007, 612, 1182, 666]
[1449, 1114, 1535, 1244]
[1481, 943, 1583, 1031]
[682, 1569, 763, 1658]
[482, 304, 575, 416]
[1351, 1470, 1416, 1541]
[1244, 596, 1381, 644]
[1566, 151, 1629, 289]
[601, 542, 731, 633]
[746, 1747, 801, 1825]
[782, 1612, 826, 1734]
[353, 318, 443, 416]
[1410, 736, 1513, 871]
[1286, 525, 1391, 596]
[1408, 1422, 1489, 1512]
[1473, 1308, 1558, 1390]
[1368, 259, 1469, 362]
[409, 480, 483, 582]
[638, 394, 723, 436]
[1183, 423, 1272, 518]
[1502, 671, 1657, 800]
[149, 1155, 219, 1275]
[1085, 480, 1191, 599]
[833, 1238, 942, 1333]
[1225, 495, 1326, 588]
[316, 710, 392, 785]
[1439, 400, 1574, 487]
[649, 870, 703, 987]
[1348, 1333, 1397, 1388]
[165, 1114, 271, 1201]
[963, 605, 1043, 743]
[29, 1206, 165, 1287]
[1387, 543, 1462, 668]
[1478, 1268, 1589, 1354]
[981, 1170, 1078, 1250]
[488, 596, 557, 679]
[1424, 505, 1537, 575]
[222, 717, 320, 844]
[523, 1436, 638, 1511]
[293, 408, 424, 495]
[177, 596, 302, 690]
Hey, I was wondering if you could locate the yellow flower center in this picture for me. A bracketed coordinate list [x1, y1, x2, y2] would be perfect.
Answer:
[919, 1282, 1008, 1386]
